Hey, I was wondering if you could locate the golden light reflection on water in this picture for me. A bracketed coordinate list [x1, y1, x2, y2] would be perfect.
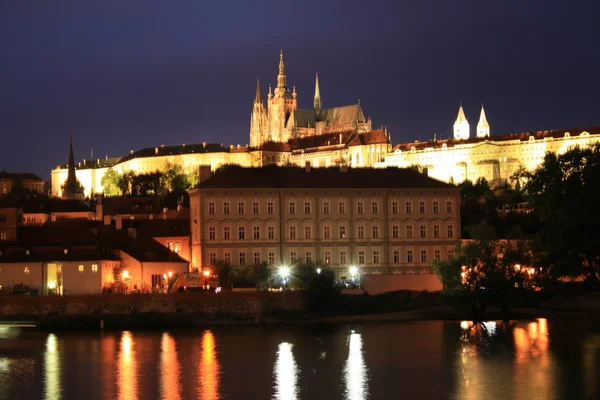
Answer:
[117, 331, 138, 400]
[44, 333, 61, 400]
[343, 333, 368, 400]
[273, 342, 299, 400]
[513, 318, 554, 399]
[160, 333, 182, 400]
[198, 330, 221, 400]
[456, 318, 555, 400]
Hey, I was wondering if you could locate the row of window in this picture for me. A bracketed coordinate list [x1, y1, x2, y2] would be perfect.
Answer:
[207, 249, 454, 266]
[207, 199, 455, 216]
[208, 224, 455, 240]
[7, 264, 99, 274]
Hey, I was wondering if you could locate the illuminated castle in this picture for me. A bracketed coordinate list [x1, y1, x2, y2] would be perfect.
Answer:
[379, 105, 600, 186]
[51, 51, 391, 197]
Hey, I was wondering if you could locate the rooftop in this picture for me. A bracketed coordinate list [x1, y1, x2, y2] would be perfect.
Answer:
[394, 126, 600, 152]
[0, 172, 44, 181]
[197, 165, 455, 190]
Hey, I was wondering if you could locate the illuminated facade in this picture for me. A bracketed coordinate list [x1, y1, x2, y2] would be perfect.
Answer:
[189, 166, 461, 276]
[380, 106, 600, 187]
[50, 50, 390, 198]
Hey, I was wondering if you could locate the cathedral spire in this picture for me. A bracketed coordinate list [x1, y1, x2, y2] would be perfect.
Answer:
[64, 133, 79, 198]
[313, 73, 322, 114]
[477, 103, 490, 138]
[276, 49, 288, 92]
[254, 78, 263, 104]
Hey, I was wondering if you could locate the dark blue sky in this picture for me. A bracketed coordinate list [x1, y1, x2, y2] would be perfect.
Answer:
[1, 0, 599, 179]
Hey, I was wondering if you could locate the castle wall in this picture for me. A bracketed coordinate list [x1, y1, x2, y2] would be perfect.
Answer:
[380, 132, 600, 186]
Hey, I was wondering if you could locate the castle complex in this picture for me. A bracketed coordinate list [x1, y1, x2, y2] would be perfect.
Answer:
[51, 50, 390, 198]
[50, 51, 600, 197]
[378, 105, 600, 187]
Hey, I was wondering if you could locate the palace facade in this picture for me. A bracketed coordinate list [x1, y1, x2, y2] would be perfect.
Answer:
[378, 105, 600, 186]
[189, 166, 461, 276]
[51, 51, 391, 198]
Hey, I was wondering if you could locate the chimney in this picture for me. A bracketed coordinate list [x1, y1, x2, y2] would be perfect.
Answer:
[198, 165, 211, 184]
[116, 215, 122, 230]
[305, 161, 311, 172]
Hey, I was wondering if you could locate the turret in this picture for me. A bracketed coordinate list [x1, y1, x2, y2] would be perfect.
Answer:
[453, 104, 470, 140]
[477, 104, 490, 138]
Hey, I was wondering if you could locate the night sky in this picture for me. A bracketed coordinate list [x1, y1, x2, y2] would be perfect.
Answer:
[2, 1, 599, 179]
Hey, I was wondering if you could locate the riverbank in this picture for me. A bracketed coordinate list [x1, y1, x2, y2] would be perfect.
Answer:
[1, 291, 599, 331]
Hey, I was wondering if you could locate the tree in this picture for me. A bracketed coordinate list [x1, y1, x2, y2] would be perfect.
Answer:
[61, 178, 85, 195]
[118, 171, 135, 196]
[433, 237, 536, 319]
[101, 168, 121, 196]
[522, 144, 600, 283]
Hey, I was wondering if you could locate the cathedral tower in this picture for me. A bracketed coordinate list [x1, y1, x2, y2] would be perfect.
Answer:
[453, 104, 470, 140]
[477, 104, 490, 138]
[268, 50, 297, 143]
[250, 78, 269, 147]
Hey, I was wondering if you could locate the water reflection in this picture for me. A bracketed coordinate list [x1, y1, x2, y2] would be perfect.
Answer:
[456, 318, 555, 400]
[513, 318, 554, 399]
[44, 333, 61, 400]
[117, 331, 138, 400]
[160, 333, 182, 400]
[198, 330, 221, 400]
[273, 342, 299, 400]
[344, 332, 368, 400]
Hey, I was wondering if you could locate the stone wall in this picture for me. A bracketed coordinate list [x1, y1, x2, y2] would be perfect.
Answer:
[0, 291, 306, 318]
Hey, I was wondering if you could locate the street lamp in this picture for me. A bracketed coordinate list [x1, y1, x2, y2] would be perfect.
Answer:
[279, 266, 290, 278]
[203, 270, 210, 277]
[316, 268, 322, 275]
[349, 266, 358, 280]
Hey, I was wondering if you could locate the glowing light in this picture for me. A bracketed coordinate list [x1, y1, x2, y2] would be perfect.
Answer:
[528, 268, 535, 276]
[160, 333, 181, 400]
[482, 321, 497, 336]
[198, 330, 221, 400]
[168, 272, 173, 278]
[48, 280, 56, 289]
[316, 268, 322, 274]
[117, 331, 137, 400]
[273, 342, 299, 400]
[460, 321, 470, 330]
[279, 267, 290, 278]
[122, 270, 130, 279]
[344, 333, 368, 400]
[203, 270, 210, 277]
[163, 274, 167, 279]
[349, 266, 358, 277]
[44, 333, 61, 400]
[514, 264, 521, 272]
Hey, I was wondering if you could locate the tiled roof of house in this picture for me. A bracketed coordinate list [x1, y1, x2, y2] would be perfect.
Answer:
[0, 244, 118, 263]
[121, 218, 190, 238]
[198, 165, 455, 189]
[94, 226, 188, 263]
[0, 172, 44, 181]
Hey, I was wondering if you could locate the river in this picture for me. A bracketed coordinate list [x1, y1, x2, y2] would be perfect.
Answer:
[0, 318, 598, 399]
